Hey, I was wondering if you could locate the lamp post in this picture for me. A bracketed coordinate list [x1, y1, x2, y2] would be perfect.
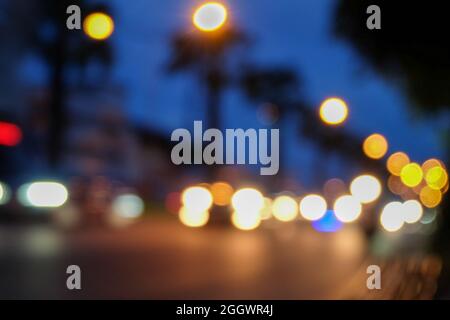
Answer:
[192, 2, 229, 132]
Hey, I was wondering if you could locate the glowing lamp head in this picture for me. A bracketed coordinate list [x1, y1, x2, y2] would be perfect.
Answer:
[319, 97, 348, 125]
[84, 12, 114, 40]
[193, 2, 228, 32]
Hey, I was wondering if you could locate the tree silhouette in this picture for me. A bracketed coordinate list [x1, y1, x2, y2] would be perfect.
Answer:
[6, 0, 113, 167]
[333, 0, 450, 295]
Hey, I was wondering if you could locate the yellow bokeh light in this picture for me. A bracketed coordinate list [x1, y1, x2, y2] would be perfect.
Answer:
[231, 211, 261, 231]
[319, 97, 349, 125]
[333, 195, 362, 223]
[231, 188, 264, 213]
[387, 152, 410, 176]
[425, 166, 448, 190]
[400, 163, 423, 187]
[272, 195, 298, 222]
[299, 194, 327, 221]
[83, 12, 114, 40]
[380, 201, 404, 232]
[350, 174, 382, 204]
[419, 186, 442, 208]
[421, 158, 444, 173]
[363, 134, 388, 159]
[402, 200, 423, 224]
[260, 197, 273, 220]
[181, 186, 213, 212]
[193, 2, 228, 32]
[179, 206, 209, 227]
[210, 181, 234, 206]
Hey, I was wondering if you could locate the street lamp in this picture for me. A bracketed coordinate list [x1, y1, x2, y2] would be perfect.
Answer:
[83, 12, 114, 41]
[193, 2, 228, 32]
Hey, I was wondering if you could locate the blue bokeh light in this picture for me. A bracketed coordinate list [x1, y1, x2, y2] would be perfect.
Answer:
[312, 210, 343, 233]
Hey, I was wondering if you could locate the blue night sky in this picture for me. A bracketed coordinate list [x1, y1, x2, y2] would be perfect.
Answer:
[106, 0, 446, 185]
[20, 0, 446, 186]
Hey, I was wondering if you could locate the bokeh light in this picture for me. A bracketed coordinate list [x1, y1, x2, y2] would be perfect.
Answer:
[319, 97, 348, 125]
[299, 194, 327, 221]
[0, 182, 11, 205]
[350, 174, 382, 204]
[400, 163, 423, 187]
[421, 158, 444, 173]
[380, 201, 404, 232]
[83, 12, 114, 40]
[387, 175, 408, 195]
[425, 166, 448, 190]
[363, 133, 388, 159]
[210, 181, 234, 206]
[272, 195, 298, 222]
[231, 188, 264, 213]
[179, 207, 209, 228]
[323, 178, 346, 201]
[193, 2, 228, 32]
[181, 186, 213, 212]
[111, 194, 145, 219]
[19, 181, 68, 208]
[0, 121, 22, 147]
[419, 186, 442, 208]
[312, 210, 343, 233]
[231, 211, 261, 231]
[402, 200, 423, 224]
[333, 195, 362, 223]
[260, 197, 273, 220]
[387, 152, 410, 176]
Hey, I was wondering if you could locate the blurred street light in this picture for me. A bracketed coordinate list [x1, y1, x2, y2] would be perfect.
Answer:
[111, 194, 144, 219]
[403, 200, 423, 224]
[387, 152, 410, 176]
[419, 186, 442, 208]
[179, 207, 210, 227]
[380, 201, 404, 232]
[231, 188, 264, 213]
[299, 194, 327, 221]
[18, 181, 68, 208]
[363, 133, 388, 159]
[210, 181, 234, 206]
[84, 12, 114, 40]
[231, 210, 261, 230]
[333, 195, 362, 223]
[0, 182, 11, 205]
[181, 186, 213, 212]
[193, 2, 228, 32]
[319, 97, 348, 125]
[400, 162, 423, 187]
[272, 195, 298, 222]
[350, 174, 382, 204]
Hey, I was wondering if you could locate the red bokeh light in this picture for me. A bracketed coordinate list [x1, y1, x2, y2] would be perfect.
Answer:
[0, 121, 22, 147]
